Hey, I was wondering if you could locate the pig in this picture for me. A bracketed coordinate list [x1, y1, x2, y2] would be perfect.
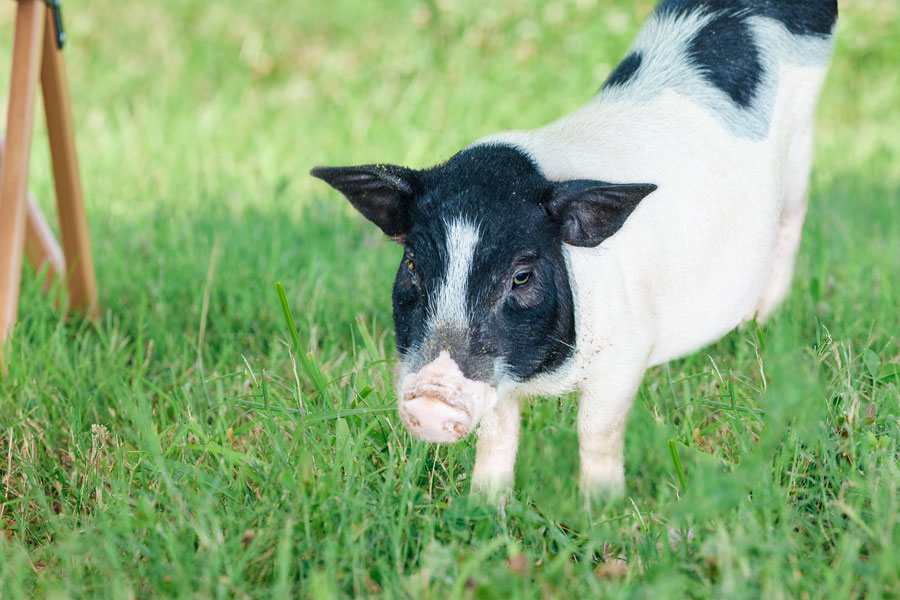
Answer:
[311, 0, 838, 499]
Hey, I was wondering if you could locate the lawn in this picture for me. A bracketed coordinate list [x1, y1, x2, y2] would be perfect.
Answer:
[1, 0, 899, 597]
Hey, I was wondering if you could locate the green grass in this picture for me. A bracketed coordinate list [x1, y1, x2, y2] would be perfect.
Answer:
[1, 0, 899, 597]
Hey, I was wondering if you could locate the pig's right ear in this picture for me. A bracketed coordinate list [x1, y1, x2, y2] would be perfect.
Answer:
[310, 165, 419, 241]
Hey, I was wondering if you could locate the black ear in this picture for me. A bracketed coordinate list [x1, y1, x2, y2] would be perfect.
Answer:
[310, 164, 419, 240]
[546, 180, 657, 247]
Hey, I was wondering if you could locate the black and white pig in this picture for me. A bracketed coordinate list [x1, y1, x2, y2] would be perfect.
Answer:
[312, 0, 837, 498]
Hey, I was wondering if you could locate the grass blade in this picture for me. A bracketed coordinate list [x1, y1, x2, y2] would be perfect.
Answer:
[275, 282, 329, 397]
[668, 439, 688, 490]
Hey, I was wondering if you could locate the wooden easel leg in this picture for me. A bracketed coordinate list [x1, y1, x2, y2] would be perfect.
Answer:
[25, 196, 66, 291]
[0, 135, 65, 293]
[0, 0, 45, 354]
[41, 7, 98, 320]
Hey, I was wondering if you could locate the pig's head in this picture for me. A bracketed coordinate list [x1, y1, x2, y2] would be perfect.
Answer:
[312, 144, 655, 443]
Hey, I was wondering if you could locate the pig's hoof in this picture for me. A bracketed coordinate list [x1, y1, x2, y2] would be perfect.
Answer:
[470, 472, 514, 500]
[579, 471, 625, 504]
[399, 396, 472, 443]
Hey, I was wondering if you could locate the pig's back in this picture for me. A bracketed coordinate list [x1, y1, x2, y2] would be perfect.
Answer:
[598, 0, 836, 142]
[476, 0, 836, 366]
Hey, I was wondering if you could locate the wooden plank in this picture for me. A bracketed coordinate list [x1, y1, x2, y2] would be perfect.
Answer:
[0, 0, 45, 352]
[40, 4, 98, 320]
[0, 135, 66, 292]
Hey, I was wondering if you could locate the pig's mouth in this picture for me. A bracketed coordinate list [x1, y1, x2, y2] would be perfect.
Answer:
[398, 351, 497, 443]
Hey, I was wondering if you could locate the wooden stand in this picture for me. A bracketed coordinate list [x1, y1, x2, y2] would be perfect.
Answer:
[0, 0, 97, 367]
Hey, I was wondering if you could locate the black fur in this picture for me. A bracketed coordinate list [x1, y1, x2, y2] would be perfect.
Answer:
[394, 145, 577, 380]
[310, 165, 418, 239]
[314, 145, 656, 383]
[688, 10, 762, 108]
[548, 180, 657, 247]
[752, 0, 838, 36]
[655, 0, 837, 37]
[640, 0, 838, 109]
[603, 51, 643, 89]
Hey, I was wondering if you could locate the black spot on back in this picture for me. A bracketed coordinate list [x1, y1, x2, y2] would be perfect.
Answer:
[608, 1, 835, 110]
[753, 0, 838, 36]
[655, 0, 837, 37]
[688, 10, 762, 108]
[603, 51, 643, 89]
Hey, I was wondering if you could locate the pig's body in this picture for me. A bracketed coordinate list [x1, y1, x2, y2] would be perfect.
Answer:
[313, 0, 837, 497]
[484, 12, 834, 374]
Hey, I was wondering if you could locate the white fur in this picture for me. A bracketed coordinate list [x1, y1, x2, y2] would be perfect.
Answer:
[429, 218, 480, 331]
[470, 397, 521, 494]
[602, 12, 833, 140]
[470, 9, 834, 498]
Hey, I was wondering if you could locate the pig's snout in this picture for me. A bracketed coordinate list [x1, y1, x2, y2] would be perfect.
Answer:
[398, 351, 496, 443]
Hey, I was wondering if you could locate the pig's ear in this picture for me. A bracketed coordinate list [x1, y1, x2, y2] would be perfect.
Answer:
[546, 180, 657, 247]
[310, 164, 419, 241]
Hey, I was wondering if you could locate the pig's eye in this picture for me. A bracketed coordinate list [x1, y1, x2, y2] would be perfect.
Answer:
[406, 259, 418, 284]
[512, 270, 531, 287]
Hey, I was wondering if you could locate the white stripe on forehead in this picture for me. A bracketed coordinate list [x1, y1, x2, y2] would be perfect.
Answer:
[428, 218, 481, 330]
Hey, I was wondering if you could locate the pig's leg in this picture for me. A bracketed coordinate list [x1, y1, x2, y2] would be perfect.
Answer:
[471, 397, 521, 495]
[754, 203, 808, 322]
[754, 127, 814, 322]
[577, 364, 645, 499]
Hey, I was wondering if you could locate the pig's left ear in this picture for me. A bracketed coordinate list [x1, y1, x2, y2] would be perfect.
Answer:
[310, 164, 419, 241]
[546, 180, 657, 247]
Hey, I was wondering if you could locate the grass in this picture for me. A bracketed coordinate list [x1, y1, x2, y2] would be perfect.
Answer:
[1, 0, 899, 597]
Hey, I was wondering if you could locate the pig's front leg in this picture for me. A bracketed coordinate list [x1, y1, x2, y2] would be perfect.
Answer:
[471, 397, 521, 496]
[578, 363, 646, 500]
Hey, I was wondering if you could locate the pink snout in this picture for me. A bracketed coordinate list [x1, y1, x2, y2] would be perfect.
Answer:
[398, 351, 496, 443]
